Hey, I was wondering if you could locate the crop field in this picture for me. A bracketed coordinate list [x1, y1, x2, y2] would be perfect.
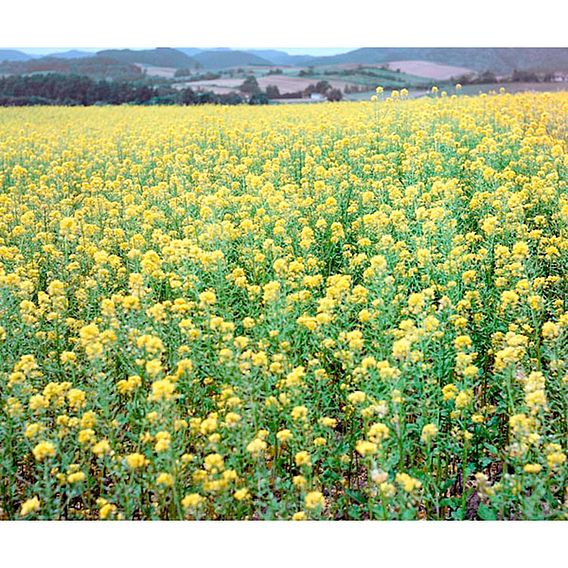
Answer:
[383, 60, 472, 80]
[177, 75, 363, 95]
[0, 92, 567, 520]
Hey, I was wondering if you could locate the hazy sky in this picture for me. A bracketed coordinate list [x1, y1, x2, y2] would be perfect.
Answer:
[271, 48, 354, 56]
[20, 47, 353, 56]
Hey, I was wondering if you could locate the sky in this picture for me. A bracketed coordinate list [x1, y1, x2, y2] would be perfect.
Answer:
[19, 47, 353, 56]
[268, 48, 354, 56]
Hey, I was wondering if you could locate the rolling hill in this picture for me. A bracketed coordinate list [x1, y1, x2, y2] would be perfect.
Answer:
[3, 48, 568, 79]
[310, 48, 568, 74]
[192, 50, 273, 69]
[177, 48, 203, 57]
[96, 48, 198, 69]
[247, 49, 316, 66]
[0, 49, 33, 62]
[45, 50, 94, 59]
[0, 56, 143, 80]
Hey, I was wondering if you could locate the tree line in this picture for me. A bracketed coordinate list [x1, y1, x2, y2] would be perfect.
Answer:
[0, 74, 267, 106]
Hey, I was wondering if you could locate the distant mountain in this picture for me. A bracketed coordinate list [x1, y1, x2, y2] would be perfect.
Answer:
[309, 48, 568, 74]
[248, 49, 316, 66]
[97, 48, 197, 68]
[4, 47, 567, 76]
[0, 49, 33, 62]
[193, 50, 273, 69]
[177, 48, 203, 57]
[45, 50, 94, 59]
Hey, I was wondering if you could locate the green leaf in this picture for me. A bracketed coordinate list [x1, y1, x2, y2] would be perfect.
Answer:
[484, 443, 499, 456]
[348, 505, 362, 519]
[451, 509, 465, 520]
[477, 503, 497, 520]
[345, 489, 367, 504]
[440, 497, 458, 508]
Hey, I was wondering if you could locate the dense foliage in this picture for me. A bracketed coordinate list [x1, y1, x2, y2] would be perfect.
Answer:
[0, 56, 143, 81]
[0, 74, 257, 106]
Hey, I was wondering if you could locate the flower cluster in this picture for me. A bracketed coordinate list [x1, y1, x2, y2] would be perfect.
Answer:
[1, 92, 567, 520]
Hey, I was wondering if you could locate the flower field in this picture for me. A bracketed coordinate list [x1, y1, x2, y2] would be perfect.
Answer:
[0, 92, 567, 520]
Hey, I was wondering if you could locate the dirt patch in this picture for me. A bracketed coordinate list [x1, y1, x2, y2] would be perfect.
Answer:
[385, 60, 472, 80]
[256, 76, 358, 93]
[135, 64, 178, 78]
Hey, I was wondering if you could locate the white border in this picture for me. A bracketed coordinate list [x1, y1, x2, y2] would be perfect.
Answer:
[1, 521, 566, 566]
[2, 0, 567, 47]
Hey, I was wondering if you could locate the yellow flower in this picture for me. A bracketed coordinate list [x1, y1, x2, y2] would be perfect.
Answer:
[392, 338, 411, 359]
[126, 453, 147, 469]
[182, 493, 204, 509]
[547, 452, 566, 469]
[150, 378, 175, 401]
[455, 390, 472, 409]
[246, 438, 267, 457]
[145, 359, 163, 377]
[204, 453, 225, 472]
[305, 491, 325, 510]
[263, 280, 281, 303]
[355, 440, 377, 456]
[154, 431, 171, 453]
[542, 322, 559, 340]
[442, 384, 458, 401]
[3, 89, 568, 521]
[29, 394, 49, 411]
[199, 290, 216, 306]
[367, 422, 389, 443]
[454, 335, 473, 351]
[295, 451, 312, 467]
[32, 441, 56, 461]
[78, 428, 96, 445]
[523, 463, 542, 474]
[156, 472, 174, 487]
[225, 412, 241, 426]
[291, 405, 308, 422]
[276, 429, 293, 443]
[347, 391, 366, 404]
[92, 439, 111, 457]
[395, 472, 422, 493]
[67, 471, 86, 484]
[99, 503, 117, 520]
[25, 423, 42, 439]
[293, 475, 307, 489]
[319, 417, 337, 428]
[20, 497, 40, 516]
[234, 488, 250, 501]
[421, 423, 438, 443]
